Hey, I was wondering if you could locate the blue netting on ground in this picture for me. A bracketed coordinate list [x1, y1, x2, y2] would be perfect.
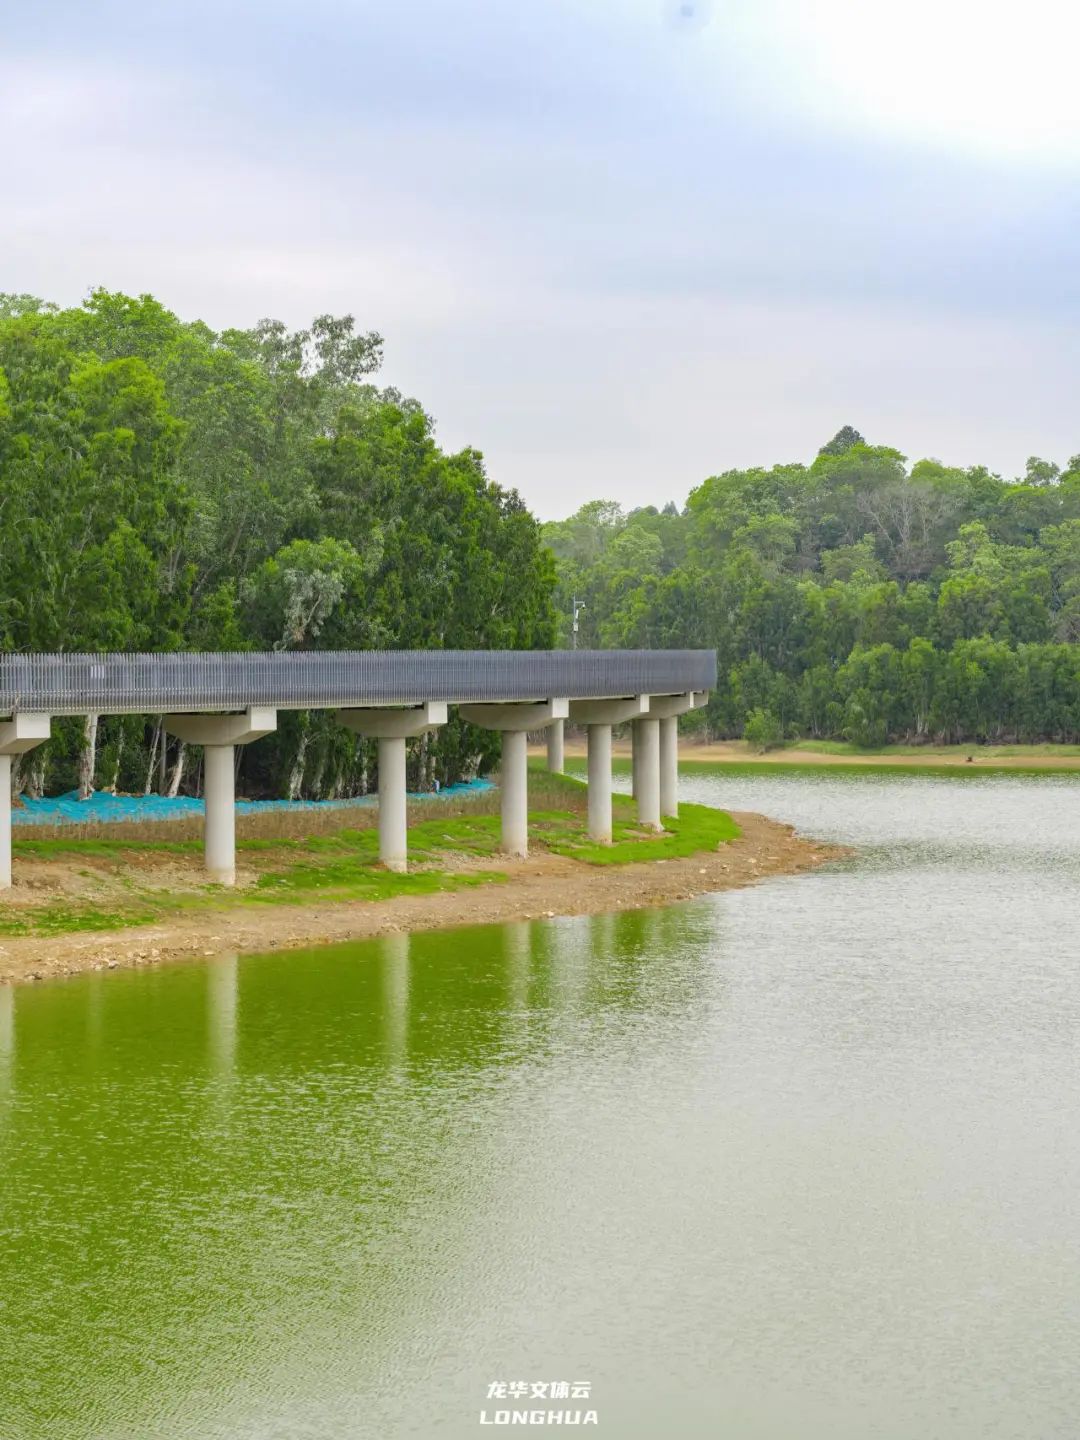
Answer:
[11, 778, 493, 827]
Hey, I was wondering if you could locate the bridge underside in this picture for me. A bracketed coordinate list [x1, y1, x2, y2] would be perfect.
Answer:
[0, 650, 715, 888]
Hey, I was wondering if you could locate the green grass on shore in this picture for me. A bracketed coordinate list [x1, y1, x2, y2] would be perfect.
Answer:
[564, 747, 1080, 780]
[782, 739, 1080, 760]
[0, 776, 739, 939]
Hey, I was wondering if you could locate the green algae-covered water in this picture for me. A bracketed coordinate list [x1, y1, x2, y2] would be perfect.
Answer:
[3, 773, 1080, 1438]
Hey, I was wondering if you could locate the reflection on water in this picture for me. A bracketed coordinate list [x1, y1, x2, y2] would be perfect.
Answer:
[2, 775, 1080, 1438]
[0, 903, 717, 1440]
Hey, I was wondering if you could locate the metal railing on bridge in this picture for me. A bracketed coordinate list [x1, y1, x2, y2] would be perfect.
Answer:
[0, 649, 717, 716]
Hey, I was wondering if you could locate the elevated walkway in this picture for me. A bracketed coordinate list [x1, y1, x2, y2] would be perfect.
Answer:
[0, 649, 715, 887]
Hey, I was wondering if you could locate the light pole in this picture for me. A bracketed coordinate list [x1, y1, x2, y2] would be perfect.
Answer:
[571, 597, 586, 649]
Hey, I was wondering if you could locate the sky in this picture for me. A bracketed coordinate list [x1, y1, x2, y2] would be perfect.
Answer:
[3, 0, 1080, 518]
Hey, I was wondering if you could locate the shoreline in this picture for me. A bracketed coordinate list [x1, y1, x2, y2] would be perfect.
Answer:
[0, 812, 841, 987]
[531, 741, 1080, 773]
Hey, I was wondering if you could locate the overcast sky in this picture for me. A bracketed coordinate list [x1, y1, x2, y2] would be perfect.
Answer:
[4, 0, 1079, 517]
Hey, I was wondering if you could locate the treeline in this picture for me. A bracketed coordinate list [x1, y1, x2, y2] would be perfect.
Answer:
[544, 428, 1080, 745]
[0, 291, 555, 798]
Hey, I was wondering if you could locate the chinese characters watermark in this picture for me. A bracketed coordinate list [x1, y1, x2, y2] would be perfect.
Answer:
[480, 1380, 598, 1425]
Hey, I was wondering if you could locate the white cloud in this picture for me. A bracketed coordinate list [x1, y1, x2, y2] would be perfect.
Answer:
[2, 2, 1079, 522]
[729, 0, 1080, 169]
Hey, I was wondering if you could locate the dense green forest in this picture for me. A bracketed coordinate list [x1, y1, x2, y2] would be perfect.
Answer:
[544, 427, 1080, 747]
[4, 288, 1080, 804]
[0, 290, 555, 798]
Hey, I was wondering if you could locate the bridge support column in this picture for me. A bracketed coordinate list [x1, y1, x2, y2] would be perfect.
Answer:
[501, 730, 528, 856]
[631, 719, 640, 799]
[459, 700, 569, 857]
[203, 744, 237, 884]
[0, 714, 51, 890]
[546, 718, 565, 775]
[164, 709, 277, 886]
[648, 692, 710, 819]
[377, 736, 408, 872]
[587, 724, 612, 843]
[336, 703, 448, 873]
[0, 757, 11, 894]
[659, 717, 679, 819]
[635, 717, 661, 831]
[569, 696, 650, 844]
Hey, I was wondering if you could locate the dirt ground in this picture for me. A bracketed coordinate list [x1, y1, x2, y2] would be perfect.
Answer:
[0, 812, 843, 986]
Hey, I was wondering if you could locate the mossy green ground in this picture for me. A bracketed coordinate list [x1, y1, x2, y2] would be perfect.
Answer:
[0, 775, 739, 938]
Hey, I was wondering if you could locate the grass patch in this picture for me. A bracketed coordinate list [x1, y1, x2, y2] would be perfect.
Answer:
[534, 801, 739, 865]
[246, 867, 502, 907]
[672, 759, 1080, 780]
[564, 752, 1080, 780]
[0, 786, 740, 937]
[0, 903, 161, 938]
[787, 739, 1080, 759]
[14, 836, 201, 859]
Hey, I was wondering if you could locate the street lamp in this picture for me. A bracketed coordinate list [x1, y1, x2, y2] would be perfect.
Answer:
[572, 597, 586, 649]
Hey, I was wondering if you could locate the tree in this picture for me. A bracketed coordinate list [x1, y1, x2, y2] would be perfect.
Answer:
[818, 425, 865, 456]
[0, 291, 556, 799]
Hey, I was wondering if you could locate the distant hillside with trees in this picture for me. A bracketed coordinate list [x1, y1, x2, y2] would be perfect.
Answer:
[544, 428, 1080, 746]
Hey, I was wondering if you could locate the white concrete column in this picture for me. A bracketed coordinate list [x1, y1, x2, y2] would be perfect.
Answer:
[501, 729, 528, 857]
[378, 735, 408, 873]
[203, 744, 237, 884]
[0, 713, 51, 892]
[336, 703, 448, 874]
[631, 719, 640, 798]
[164, 708, 277, 887]
[587, 723, 612, 843]
[0, 755, 10, 891]
[647, 693, 710, 820]
[568, 696, 649, 847]
[659, 715, 679, 818]
[458, 699, 569, 858]
[546, 718, 565, 774]
[636, 717, 661, 831]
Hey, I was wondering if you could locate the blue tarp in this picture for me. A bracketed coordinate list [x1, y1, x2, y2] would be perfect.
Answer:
[11, 778, 493, 827]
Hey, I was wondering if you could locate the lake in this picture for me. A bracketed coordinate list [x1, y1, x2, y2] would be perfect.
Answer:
[2, 772, 1079, 1438]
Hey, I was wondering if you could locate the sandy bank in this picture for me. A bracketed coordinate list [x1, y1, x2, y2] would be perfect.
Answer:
[0, 812, 841, 987]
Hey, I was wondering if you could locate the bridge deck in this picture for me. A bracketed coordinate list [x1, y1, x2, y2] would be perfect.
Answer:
[0, 650, 717, 716]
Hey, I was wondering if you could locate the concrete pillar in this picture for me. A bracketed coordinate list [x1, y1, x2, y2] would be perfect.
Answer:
[0, 756, 10, 892]
[203, 744, 237, 884]
[636, 717, 661, 830]
[336, 703, 448, 873]
[501, 729, 528, 857]
[0, 713, 51, 892]
[659, 715, 679, 818]
[568, 696, 649, 846]
[587, 723, 612, 843]
[458, 699, 569, 858]
[164, 708, 277, 886]
[378, 735, 408, 872]
[546, 718, 565, 774]
[646, 693, 710, 819]
[631, 719, 640, 798]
